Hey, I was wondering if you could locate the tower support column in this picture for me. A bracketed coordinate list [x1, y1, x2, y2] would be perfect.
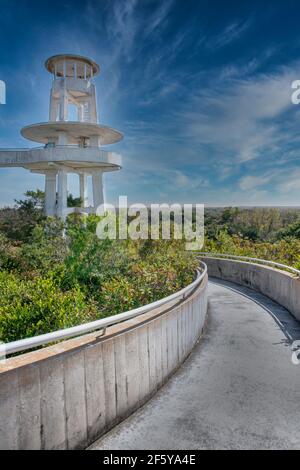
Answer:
[78, 104, 84, 122]
[49, 94, 58, 121]
[57, 168, 68, 219]
[44, 171, 57, 216]
[92, 170, 104, 212]
[59, 80, 68, 121]
[79, 172, 89, 207]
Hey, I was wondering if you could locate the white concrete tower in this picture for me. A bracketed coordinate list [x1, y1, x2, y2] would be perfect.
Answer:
[0, 54, 123, 218]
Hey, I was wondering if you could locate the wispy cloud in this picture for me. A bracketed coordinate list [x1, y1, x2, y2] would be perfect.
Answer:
[174, 64, 297, 166]
[144, 0, 174, 37]
[206, 19, 252, 50]
[239, 174, 274, 191]
[237, 166, 300, 202]
[108, 0, 138, 59]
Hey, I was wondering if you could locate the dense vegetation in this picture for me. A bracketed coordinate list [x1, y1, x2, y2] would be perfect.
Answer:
[203, 207, 300, 269]
[0, 191, 299, 345]
[0, 191, 197, 343]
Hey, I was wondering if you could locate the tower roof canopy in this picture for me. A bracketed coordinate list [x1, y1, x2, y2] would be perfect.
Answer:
[45, 54, 100, 77]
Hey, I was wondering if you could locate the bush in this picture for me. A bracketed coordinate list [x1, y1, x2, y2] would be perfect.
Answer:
[0, 215, 198, 343]
[0, 272, 98, 343]
[0, 190, 45, 243]
[0, 233, 21, 272]
[203, 230, 300, 268]
[18, 218, 67, 278]
[97, 240, 198, 316]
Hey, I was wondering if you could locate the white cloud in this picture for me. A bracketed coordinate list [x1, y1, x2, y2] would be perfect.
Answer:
[277, 169, 300, 193]
[172, 170, 209, 190]
[239, 175, 272, 191]
[176, 63, 299, 165]
[237, 166, 300, 203]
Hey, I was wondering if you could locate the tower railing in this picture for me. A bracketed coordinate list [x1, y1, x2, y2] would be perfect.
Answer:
[0, 145, 118, 151]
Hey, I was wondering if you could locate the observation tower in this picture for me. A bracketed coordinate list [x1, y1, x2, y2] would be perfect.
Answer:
[0, 54, 123, 218]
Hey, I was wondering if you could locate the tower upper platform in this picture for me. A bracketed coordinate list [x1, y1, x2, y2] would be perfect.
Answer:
[19, 53, 123, 147]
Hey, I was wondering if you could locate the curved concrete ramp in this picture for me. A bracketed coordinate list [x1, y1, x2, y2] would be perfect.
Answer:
[90, 280, 300, 450]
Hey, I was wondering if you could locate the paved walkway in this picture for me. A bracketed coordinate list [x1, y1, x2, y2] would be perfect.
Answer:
[90, 280, 300, 450]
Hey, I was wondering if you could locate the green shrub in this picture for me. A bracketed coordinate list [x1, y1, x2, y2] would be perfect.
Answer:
[203, 230, 300, 267]
[0, 272, 98, 343]
[18, 218, 67, 278]
[97, 239, 198, 316]
[0, 214, 200, 344]
[0, 233, 21, 272]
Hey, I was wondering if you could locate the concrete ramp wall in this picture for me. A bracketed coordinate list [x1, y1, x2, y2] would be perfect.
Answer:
[0, 274, 208, 450]
[202, 257, 300, 321]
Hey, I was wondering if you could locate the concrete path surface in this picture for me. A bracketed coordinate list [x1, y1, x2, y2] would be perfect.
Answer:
[89, 280, 300, 450]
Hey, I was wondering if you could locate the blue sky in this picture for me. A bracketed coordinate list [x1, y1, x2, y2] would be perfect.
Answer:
[0, 0, 300, 206]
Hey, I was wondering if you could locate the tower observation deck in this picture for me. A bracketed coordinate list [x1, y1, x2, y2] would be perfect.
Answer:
[0, 54, 123, 218]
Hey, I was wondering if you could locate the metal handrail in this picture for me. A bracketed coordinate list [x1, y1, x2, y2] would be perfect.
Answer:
[0, 262, 207, 357]
[197, 252, 300, 277]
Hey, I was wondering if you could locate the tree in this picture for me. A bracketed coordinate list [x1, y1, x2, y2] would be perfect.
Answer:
[67, 194, 82, 207]
[277, 221, 300, 240]
[0, 190, 45, 242]
[15, 189, 45, 211]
